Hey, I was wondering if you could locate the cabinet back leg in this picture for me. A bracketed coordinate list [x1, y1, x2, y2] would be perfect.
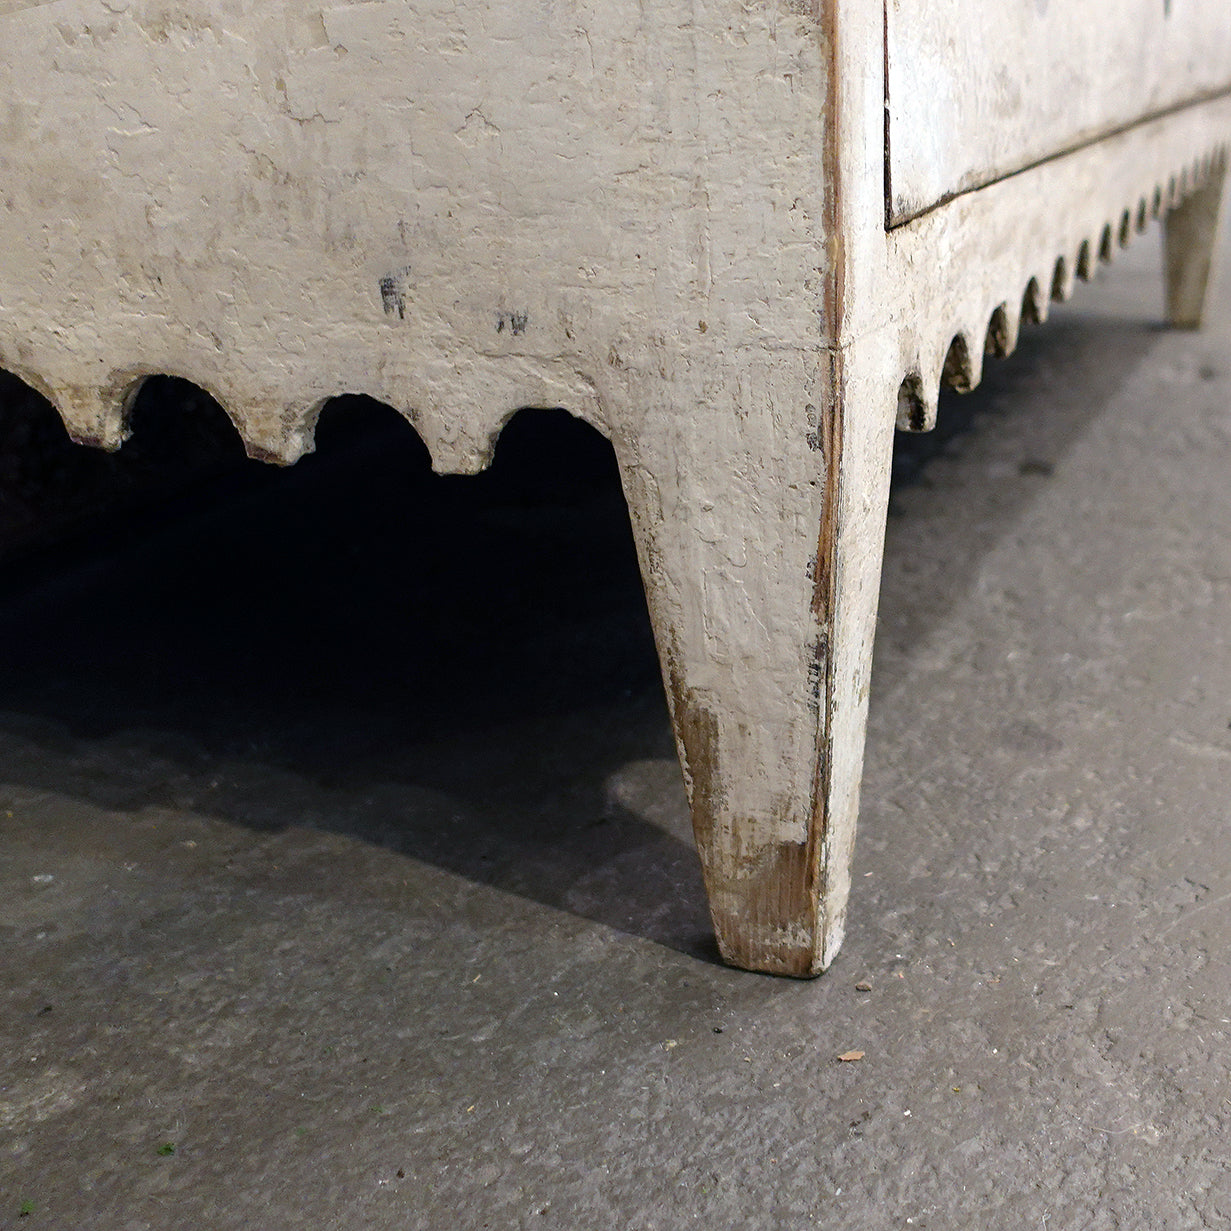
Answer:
[1164, 157, 1228, 329]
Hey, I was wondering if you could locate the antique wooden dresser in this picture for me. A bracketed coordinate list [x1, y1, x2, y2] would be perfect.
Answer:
[1, 0, 1227, 973]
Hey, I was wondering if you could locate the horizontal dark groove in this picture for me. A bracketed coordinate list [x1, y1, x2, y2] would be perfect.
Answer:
[886, 82, 1231, 232]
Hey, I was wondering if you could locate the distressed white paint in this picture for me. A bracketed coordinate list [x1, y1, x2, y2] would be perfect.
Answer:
[0, 1, 1227, 974]
[0, 0, 829, 459]
[887, 0, 1231, 222]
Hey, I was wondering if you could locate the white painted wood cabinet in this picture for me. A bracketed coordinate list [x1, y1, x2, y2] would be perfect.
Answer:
[887, 0, 1231, 222]
[1, 1, 1227, 973]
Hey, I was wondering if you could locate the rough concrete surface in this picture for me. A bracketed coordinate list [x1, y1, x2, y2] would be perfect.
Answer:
[3, 224, 1231, 1229]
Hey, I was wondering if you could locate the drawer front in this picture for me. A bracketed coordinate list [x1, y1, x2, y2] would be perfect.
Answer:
[887, 0, 1231, 225]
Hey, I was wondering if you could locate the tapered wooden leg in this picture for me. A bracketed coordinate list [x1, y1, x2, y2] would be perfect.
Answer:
[617, 347, 897, 976]
[1164, 158, 1227, 329]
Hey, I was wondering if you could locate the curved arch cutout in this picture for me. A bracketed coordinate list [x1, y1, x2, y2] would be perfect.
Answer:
[1076, 240, 1093, 281]
[483, 407, 623, 508]
[124, 376, 250, 470]
[984, 305, 1014, 358]
[1021, 277, 1046, 325]
[309, 394, 433, 472]
[1050, 256, 1070, 302]
[941, 334, 976, 393]
[896, 373, 930, 432]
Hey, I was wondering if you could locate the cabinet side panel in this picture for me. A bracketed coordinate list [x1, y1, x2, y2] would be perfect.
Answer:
[0, 0, 833, 459]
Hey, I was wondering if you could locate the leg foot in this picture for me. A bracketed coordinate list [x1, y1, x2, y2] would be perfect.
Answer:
[1164, 157, 1227, 329]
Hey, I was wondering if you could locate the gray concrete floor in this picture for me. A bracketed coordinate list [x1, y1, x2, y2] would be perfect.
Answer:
[3, 222, 1231, 1230]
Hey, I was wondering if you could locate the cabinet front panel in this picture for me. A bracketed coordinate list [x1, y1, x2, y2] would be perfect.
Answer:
[887, 0, 1231, 225]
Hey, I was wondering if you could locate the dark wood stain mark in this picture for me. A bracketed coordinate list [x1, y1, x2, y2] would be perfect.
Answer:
[820, 0, 844, 342]
[811, 0, 845, 967]
[812, 376, 841, 619]
[883, 0, 892, 230]
[807, 632, 826, 716]
[667, 665, 821, 977]
[711, 840, 819, 978]
[809, 0, 857, 963]
[667, 664, 725, 836]
[807, 350, 841, 960]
